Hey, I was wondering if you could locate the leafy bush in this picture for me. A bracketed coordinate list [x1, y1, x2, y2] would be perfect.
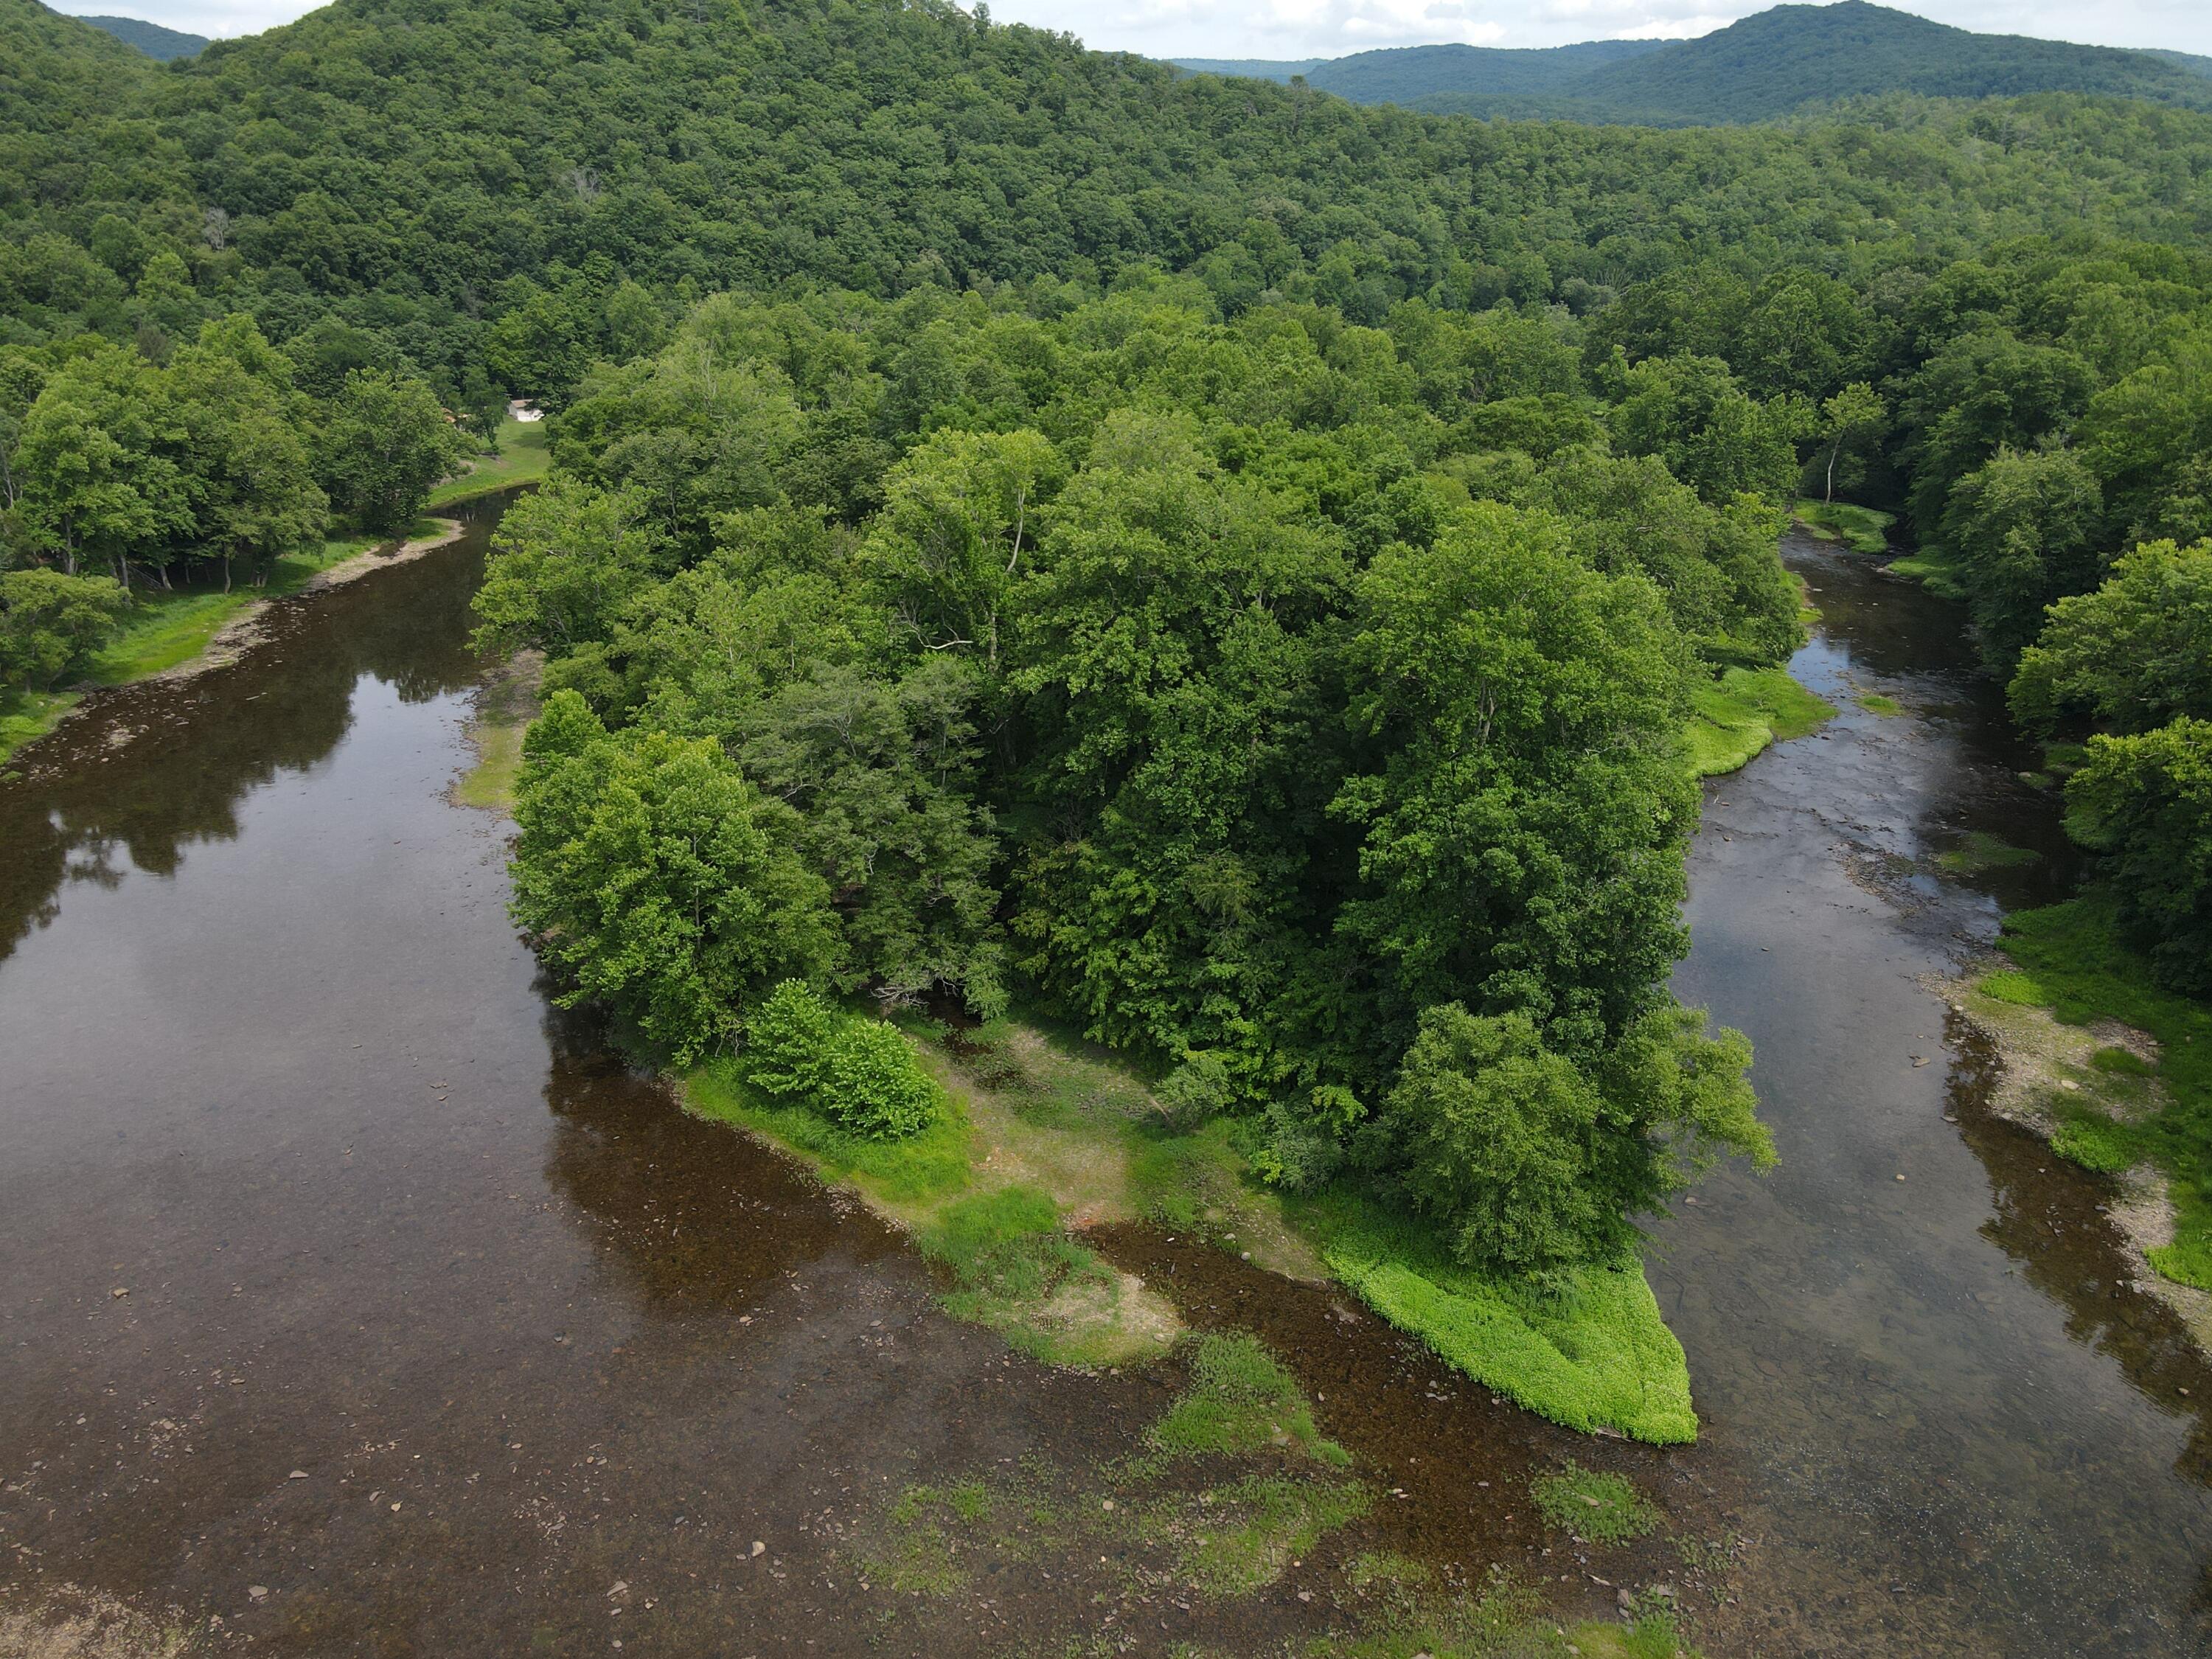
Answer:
[2065, 717, 2212, 994]
[509, 691, 840, 1064]
[0, 569, 125, 690]
[744, 978, 837, 1100]
[1156, 1050, 1234, 1131]
[1369, 1006, 1622, 1280]
[819, 1017, 942, 1139]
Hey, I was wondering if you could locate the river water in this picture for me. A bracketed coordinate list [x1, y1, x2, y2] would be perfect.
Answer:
[1, 509, 2208, 1655]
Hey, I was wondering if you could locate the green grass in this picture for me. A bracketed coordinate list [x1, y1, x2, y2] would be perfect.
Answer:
[1531, 1462, 1660, 1545]
[1935, 831, 2042, 876]
[1149, 1333, 1349, 1466]
[1992, 894, 2212, 1287]
[699, 1018, 1703, 1439]
[453, 720, 524, 810]
[686, 1056, 973, 1206]
[1857, 691, 1902, 717]
[0, 688, 80, 769]
[922, 1184, 1137, 1366]
[427, 417, 549, 507]
[1292, 1189, 1698, 1444]
[1883, 543, 1969, 600]
[1161, 1473, 1370, 1596]
[1794, 498, 1894, 554]
[1686, 665, 1837, 777]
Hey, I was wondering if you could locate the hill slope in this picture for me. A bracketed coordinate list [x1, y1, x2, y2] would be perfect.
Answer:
[1177, 40, 1661, 99]
[1182, 3, 2212, 125]
[72, 13, 208, 58]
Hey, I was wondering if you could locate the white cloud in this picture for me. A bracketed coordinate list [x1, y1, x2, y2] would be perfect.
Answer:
[60, 0, 2212, 58]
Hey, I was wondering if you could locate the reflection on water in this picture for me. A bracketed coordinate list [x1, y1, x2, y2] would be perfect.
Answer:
[0, 497, 498, 970]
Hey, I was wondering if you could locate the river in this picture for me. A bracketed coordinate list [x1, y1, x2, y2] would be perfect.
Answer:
[1, 505, 2208, 1656]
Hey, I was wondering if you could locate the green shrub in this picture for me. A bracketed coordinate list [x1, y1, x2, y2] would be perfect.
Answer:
[819, 1018, 942, 1139]
[745, 978, 836, 1099]
[0, 569, 126, 691]
[1156, 1050, 1234, 1130]
[2065, 718, 2212, 995]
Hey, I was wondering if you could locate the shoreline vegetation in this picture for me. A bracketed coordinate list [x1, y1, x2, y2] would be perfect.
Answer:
[1687, 665, 1837, 776]
[0, 515, 465, 769]
[681, 1007, 1703, 1443]
[1792, 498, 1893, 555]
[2, 420, 550, 775]
[1950, 894, 2212, 1348]
[426, 416, 551, 509]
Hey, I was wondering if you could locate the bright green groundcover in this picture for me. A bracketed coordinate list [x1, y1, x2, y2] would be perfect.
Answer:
[1301, 1194, 1697, 1444]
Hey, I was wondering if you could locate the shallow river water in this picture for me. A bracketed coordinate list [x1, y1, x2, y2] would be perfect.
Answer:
[1, 510, 2208, 1656]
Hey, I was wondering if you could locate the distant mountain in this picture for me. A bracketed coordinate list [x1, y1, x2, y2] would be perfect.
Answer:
[71, 11, 205, 58]
[1172, 58, 1322, 83]
[1177, 3, 2212, 125]
[1178, 40, 1663, 102]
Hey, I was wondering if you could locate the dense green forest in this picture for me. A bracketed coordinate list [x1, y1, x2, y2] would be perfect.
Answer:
[1183, 4, 2212, 126]
[2, 0, 2210, 1401]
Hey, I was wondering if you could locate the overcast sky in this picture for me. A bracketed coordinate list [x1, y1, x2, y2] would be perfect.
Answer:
[72, 0, 2212, 61]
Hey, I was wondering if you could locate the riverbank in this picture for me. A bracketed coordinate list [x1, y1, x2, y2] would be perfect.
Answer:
[675, 1009, 1703, 1444]
[0, 517, 466, 770]
[1944, 894, 2212, 1349]
[425, 417, 550, 509]
[1687, 664, 1837, 776]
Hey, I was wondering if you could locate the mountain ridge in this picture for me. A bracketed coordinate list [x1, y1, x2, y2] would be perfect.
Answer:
[70, 12, 209, 58]
[1177, 3, 2212, 125]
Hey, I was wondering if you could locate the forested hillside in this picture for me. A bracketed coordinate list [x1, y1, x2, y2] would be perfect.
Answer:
[72, 13, 207, 58]
[3, 0, 2211, 1412]
[1185, 4, 2212, 126]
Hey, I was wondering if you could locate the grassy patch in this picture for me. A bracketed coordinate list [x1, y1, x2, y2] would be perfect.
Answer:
[1156, 1472, 1370, 1596]
[702, 1014, 1701, 1438]
[1857, 691, 1902, 717]
[924, 1184, 1152, 1367]
[427, 417, 549, 507]
[1883, 543, 1969, 599]
[1794, 498, 1893, 554]
[453, 720, 524, 810]
[1531, 1462, 1660, 1545]
[455, 652, 544, 813]
[1686, 666, 1837, 777]
[1935, 830, 2042, 876]
[686, 1057, 973, 1207]
[684, 1049, 1179, 1365]
[0, 687, 80, 768]
[0, 533, 401, 765]
[1150, 1333, 1349, 1466]
[1294, 1190, 1697, 1444]
[1990, 894, 2212, 1288]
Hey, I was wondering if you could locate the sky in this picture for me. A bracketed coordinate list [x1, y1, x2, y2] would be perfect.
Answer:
[66, 0, 2212, 60]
